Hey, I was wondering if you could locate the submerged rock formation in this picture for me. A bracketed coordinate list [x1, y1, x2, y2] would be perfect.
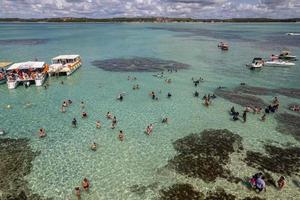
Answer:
[159, 183, 204, 200]
[244, 144, 300, 176]
[234, 85, 300, 99]
[275, 113, 300, 142]
[215, 88, 267, 108]
[91, 57, 190, 72]
[0, 138, 48, 200]
[167, 129, 243, 183]
[159, 184, 266, 200]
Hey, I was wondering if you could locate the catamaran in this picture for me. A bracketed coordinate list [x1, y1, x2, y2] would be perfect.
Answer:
[48, 55, 82, 76]
[0, 62, 12, 84]
[6, 61, 48, 89]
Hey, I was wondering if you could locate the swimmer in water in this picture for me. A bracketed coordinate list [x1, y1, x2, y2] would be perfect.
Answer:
[96, 121, 101, 129]
[146, 124, 153, 135]
[82, 112, 88, 118]
[72, 118, 77, 128]
[162, 117, 169, 124]
[74, 187, 80, 200]
[167, 93, 172, 98]
[82, 178, 90, 191]
[119, 130, 124, 141]
[91, 142, 97, 151]
[261, 114, 266, 122]
[111, 116, 117, 129]
[80, 101, 85, 109]
[38, 128, 46, 138]
[106, 112, 112, 119]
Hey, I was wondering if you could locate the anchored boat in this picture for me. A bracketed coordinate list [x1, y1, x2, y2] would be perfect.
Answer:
[48, 55, 81, 76]
[6, 61, 48, 89]
[0, 62, 12, 84]
[278, 51, 297, 61]
[246, 58, 264, 70]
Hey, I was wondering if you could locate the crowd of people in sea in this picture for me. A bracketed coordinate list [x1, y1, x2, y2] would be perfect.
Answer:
[31, 71, 291, 199]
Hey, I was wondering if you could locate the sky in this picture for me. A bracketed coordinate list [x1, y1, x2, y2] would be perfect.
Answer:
[0, 0, 299, 19]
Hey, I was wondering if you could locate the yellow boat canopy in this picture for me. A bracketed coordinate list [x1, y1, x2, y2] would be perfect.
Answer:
[0, 62, 12, 68]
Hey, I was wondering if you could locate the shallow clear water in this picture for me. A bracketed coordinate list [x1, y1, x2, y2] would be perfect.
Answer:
[0, 22, 300, 199]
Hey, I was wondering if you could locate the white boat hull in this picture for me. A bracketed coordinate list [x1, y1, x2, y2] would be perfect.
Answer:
[66, 63, 81, 76]
[7, 80, 18, 89]
[265, 61, 295, 67]
[246, 63, 263, 69]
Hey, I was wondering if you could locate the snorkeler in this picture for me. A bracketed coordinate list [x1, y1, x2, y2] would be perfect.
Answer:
[194, 91, 199, 97]
[167, 92, 172, 98]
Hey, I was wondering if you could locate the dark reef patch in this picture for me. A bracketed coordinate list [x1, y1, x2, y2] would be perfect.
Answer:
[91, 57, 190, 72]
[215, 88, 267, 108]
[167, 129, 243, 183]
[129, 182, 158, 196]
[234, 85, 300, 99]
[244, 144, 300, 176]
[274, 113, 300, 142]
[0, 39, 48, 45]
[0, 138, 48, 200]
[159, 183, 204, 200]
[205, 188, 236, 200]
[159, 184, 266, 200]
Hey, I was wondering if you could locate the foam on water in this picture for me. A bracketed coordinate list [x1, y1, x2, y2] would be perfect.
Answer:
[0, 23, 300, 199]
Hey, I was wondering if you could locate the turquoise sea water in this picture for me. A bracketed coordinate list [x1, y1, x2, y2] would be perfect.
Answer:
[0, 23, 300, 199]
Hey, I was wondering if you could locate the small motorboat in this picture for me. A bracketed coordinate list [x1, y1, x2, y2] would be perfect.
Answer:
[218, 42, 229, 50]
[278, 51, 297, 61]
[246, 58, 264, 70]
[286, 33, 300, 36]
[264, 60, 295, 67]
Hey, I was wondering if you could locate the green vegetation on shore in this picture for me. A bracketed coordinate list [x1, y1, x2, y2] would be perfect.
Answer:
[0, 17, 299, 23]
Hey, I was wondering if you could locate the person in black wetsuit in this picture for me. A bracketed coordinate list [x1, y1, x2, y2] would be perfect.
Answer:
[72, 118, 77, 128]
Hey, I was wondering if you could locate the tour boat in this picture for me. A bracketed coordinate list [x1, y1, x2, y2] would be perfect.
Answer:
[48, 55, 82, 76]
[278, 51, 297, 61]
[0, 62, 12, 84]
[6, 61, 48, 89]
[264, 60, 295, 67]
[246, 58, 264, 70]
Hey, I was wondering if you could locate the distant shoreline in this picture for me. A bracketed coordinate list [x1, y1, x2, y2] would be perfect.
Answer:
[0, 17, 299, 23]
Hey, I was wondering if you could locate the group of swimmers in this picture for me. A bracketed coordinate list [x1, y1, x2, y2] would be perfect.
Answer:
[192, 77, 204, 87]
[249, 172, 286, 193]
[75, 178, 90, 199]
[61, 99, 73, 113]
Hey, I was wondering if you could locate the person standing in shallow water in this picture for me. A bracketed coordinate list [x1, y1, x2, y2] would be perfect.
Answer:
[243, 111, 247, 122]
[277, 176, 286, 190]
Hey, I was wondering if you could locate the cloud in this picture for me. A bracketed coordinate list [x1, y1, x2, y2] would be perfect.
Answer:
[0, 0, 299, 18]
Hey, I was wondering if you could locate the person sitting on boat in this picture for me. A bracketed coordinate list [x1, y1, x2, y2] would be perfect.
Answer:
[82, 178, 90, 191]
[82, 112, 88, 118]
[72, 118, 77, 128]
[39, 128, 46, 138]
[118, 130, 125, 141]
[106, 112, 113, 119]
[91, 142, 97, 151]
[271, 54, 278, 61]
[96, 121, 101, 129]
